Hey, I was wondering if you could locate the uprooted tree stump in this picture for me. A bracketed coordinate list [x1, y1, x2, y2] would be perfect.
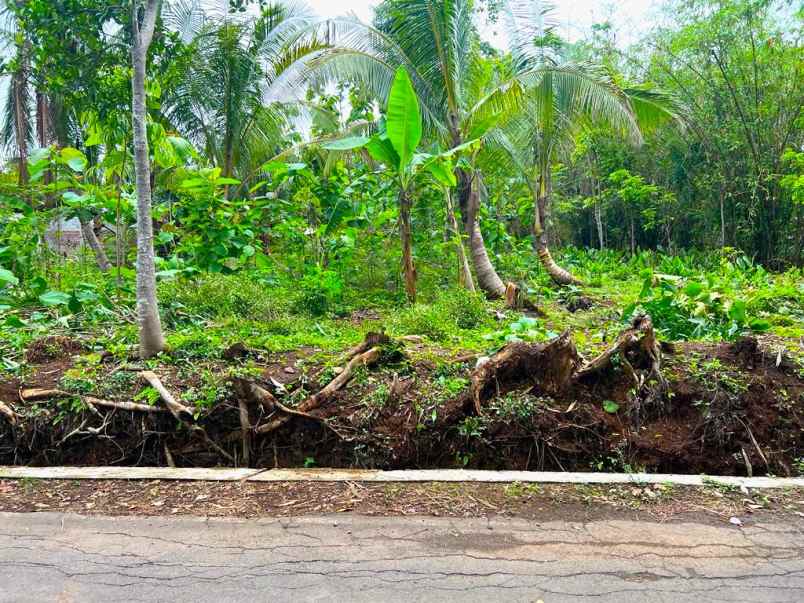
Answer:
[469, 314, 666, 415]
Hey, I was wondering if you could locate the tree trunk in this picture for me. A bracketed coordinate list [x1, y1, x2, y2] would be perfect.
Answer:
[719, 187, 725, 249]
[35, 91, 48, 147]
[629, 217, 636, 255]
[444, 188, 475, 292]
[131, 0, 165, 358]
[399, 188, 417, 303]
[594, 199, 604, 249]
[12, 38, 30, 187]
[532, 176, 582, 287]
[79, 217, 111, 272]
[459, 171, 505, 298]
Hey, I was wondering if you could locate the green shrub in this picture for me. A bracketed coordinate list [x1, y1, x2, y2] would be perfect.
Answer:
[294, 268, 344, 316]
[159, 273, 285, 323]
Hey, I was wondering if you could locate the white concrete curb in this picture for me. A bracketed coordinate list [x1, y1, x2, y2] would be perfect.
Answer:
[1, 466, 803, 489]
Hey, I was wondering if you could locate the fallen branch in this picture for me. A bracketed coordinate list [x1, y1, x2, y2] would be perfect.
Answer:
[139, 371, 195, 423]
[20, 388, 168, 414]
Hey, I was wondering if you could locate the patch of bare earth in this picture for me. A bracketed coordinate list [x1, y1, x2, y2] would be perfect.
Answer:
[1, 479, 802, 526]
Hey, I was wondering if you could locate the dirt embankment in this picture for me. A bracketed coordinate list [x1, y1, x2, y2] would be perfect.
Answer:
[1, 321, 802, 476]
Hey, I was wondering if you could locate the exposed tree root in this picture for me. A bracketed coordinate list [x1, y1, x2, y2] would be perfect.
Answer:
[0, 401, 18, 426]
[139, 371, 234, 463]
[20, 388, 168, 414]
[471, 332, 581, 414]
[237, 332, 390, 436]
[140, 371, 195, 423]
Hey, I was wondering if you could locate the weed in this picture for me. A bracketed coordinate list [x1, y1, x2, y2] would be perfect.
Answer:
[503, 481, 542, 497]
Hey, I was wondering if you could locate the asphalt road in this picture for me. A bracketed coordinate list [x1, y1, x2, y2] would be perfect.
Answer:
[1, 511, 802, 602]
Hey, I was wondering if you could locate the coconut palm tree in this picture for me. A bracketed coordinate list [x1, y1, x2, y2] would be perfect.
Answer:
[0, 3, 33, 185]
[288, 0, 530, 298]
[292, 0, 670, 293]
[492, 66, 681, 284]
[164, 1, 323, 195]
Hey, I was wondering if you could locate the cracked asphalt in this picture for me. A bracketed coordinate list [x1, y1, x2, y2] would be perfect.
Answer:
[1, 511, 802, 602]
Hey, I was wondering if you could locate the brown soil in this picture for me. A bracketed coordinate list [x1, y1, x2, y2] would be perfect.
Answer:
[1, 332, 802, 476]
[2, 479, 802, 525]
[24, 335, 84, 363]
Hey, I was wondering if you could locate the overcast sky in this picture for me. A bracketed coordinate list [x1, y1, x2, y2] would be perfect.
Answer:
[302, 0, 661, 45]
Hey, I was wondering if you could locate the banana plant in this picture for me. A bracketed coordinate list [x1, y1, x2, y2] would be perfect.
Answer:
[325, 67, 477, 303]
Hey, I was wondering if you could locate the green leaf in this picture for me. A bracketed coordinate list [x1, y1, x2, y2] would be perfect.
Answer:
[683, 281, 704, 297]
[60, 147, 87, 172]
[602, 400, 620, 414]
[366, 135, 400, 167]
[748, 318, 771, 332]
[39, 291, 71, 306]
[385, 67, 422, 171]
[322, 136, 370, 151]
[425, 156, 456, 187]
[727, 299, 747, 324]
[0, 268, 18, 287]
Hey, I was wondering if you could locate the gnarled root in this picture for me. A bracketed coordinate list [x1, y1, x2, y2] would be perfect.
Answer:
[0, 401, 18, 426]
[471, 331, 581, 414]
[237, 332, 391, 435]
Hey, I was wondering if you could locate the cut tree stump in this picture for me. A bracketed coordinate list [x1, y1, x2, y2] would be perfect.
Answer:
[504, 282, 545, 316]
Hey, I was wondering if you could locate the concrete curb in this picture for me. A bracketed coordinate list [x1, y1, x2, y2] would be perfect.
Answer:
[1, 466, 803, 489]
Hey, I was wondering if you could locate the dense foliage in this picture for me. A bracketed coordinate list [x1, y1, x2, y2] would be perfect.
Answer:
[0, 0, 801, 367]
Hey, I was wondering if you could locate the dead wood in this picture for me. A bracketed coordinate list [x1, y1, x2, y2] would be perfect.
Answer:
[343, 331, 391, 359]
[0, 401, 18, 425]
[470, 332, 581, 414]
[237, 398, 252, 466]
[139, 371, 195, 423]
[574, 314, 664, 387]
[240, 343, 384, 435]
[468, 315, 666, 416]
[20, 388, 168, 414]
[504, 282, 545, 316]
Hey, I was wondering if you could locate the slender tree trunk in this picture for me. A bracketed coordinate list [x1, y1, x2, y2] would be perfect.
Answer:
[629, 217, 636, 255]
[594, 199, 604, 250]
[131, 0, 165, 358]
[398, 188, 417, 303]
[12, 40, 30, 186]
[719, 187, 725, 248]
[532, 175, 582, 286]
[444, 187, 475, 292]
[459, 171, 505, 298]
[79, 218, 111, 272]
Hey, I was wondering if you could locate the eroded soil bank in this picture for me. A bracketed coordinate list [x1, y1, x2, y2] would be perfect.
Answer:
[1, 323, 802, 477]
